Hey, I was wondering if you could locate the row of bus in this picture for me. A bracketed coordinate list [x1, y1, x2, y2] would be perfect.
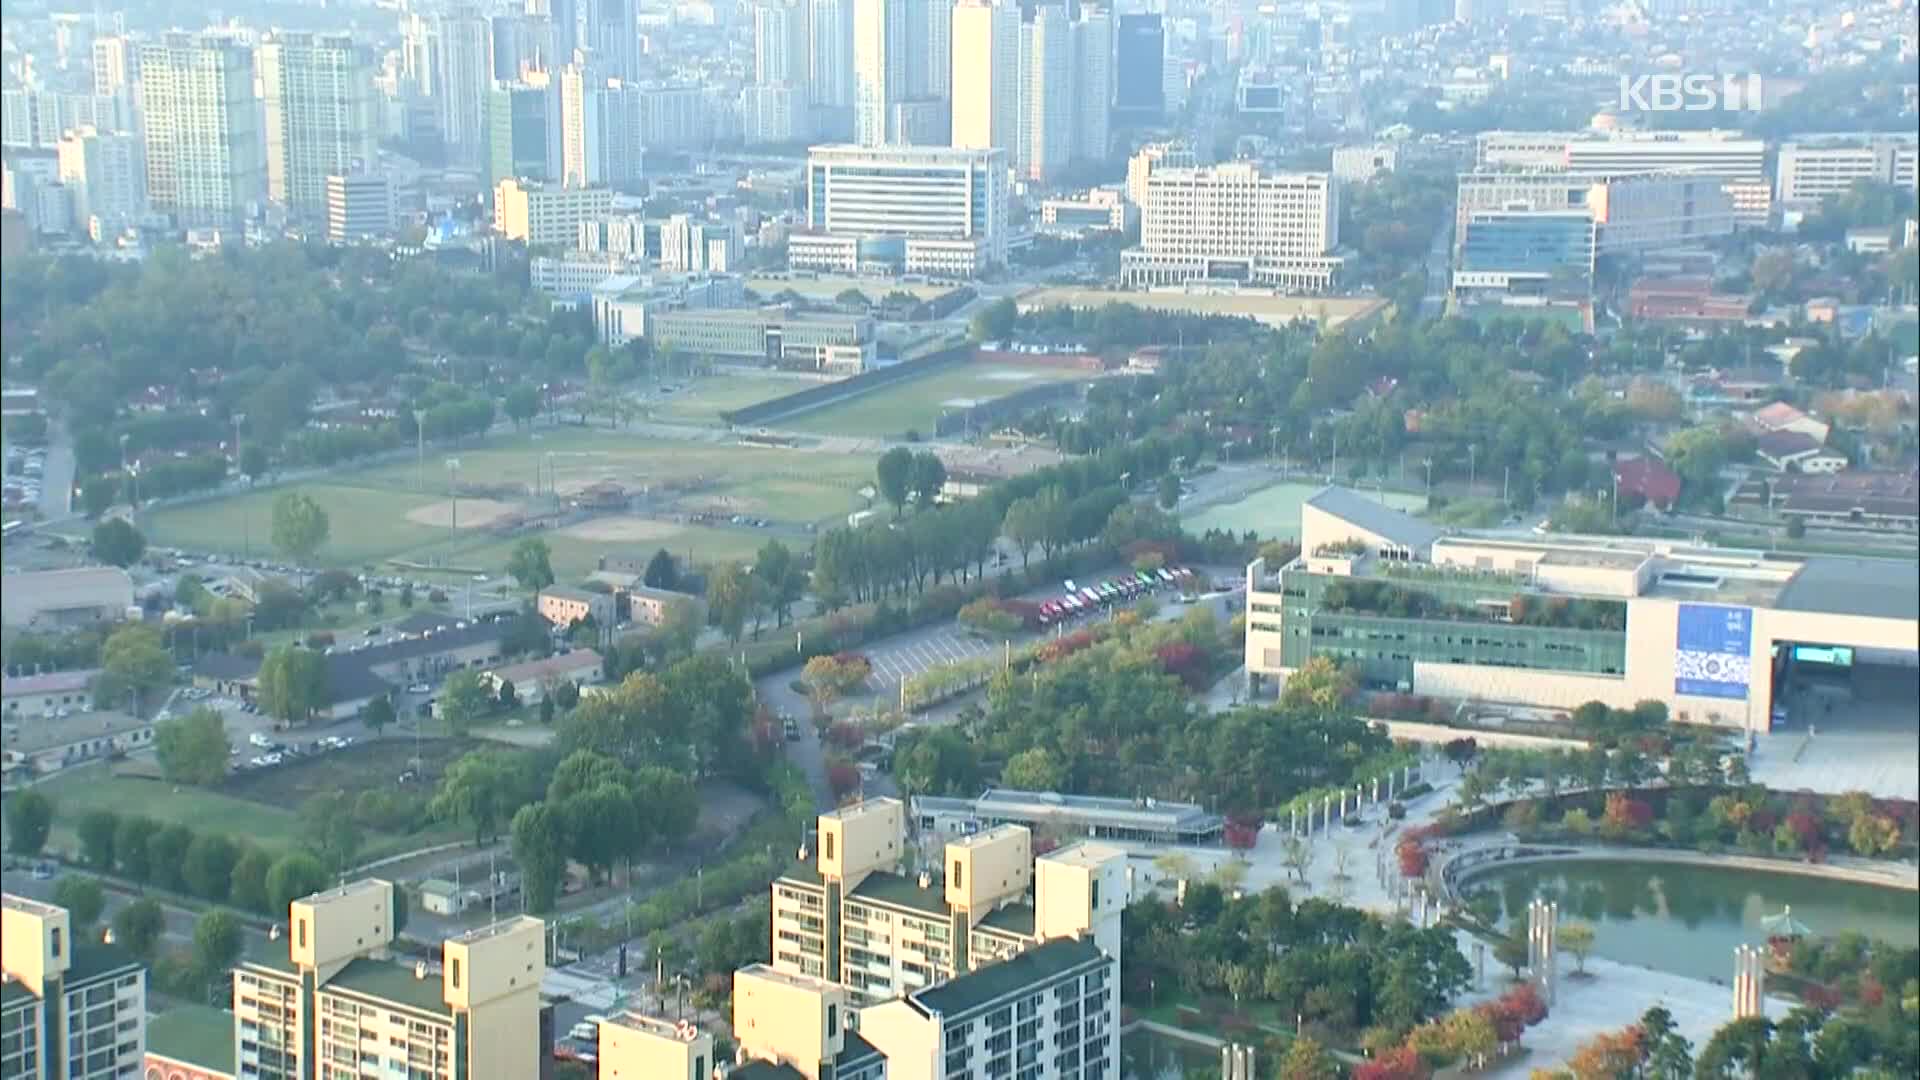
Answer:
[1037, 566, 1201, 625]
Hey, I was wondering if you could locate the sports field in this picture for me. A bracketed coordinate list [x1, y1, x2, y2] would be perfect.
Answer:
[1181, 481, 1427, 539]
[648, 373, 826, 426]
[1017, 287, 1390, 330]
[781, 362, 1090, 438]
[143, 431, 877, 572]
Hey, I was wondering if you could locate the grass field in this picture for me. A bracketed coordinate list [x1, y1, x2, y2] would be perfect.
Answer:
[141, 431, 876, 573]
[781, 363, 1090, 438]
[1181, 481, 1427, 539]
[1016, 287, 1390, 330]
[35, 765, 311, 855]
[747, 274, 956, 302]
[649, 373, 824, 426]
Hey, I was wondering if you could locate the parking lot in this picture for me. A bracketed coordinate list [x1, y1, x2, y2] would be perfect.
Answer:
[863, 627, 999, 691]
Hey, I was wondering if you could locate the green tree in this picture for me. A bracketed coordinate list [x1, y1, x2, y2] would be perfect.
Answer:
[182, 834, 239, 902]
[503, 383, 542, 429]
[893, 727, 980, 797]
[1559, 921, 1596, 975]
[95, 624, 174, 713]
[301, 792, 364, 873]
[154, 707, 231, 785]
[147, 824, 194, 892]
[506, 537, 556, 593]
[511, 801, 568, 914]
[111, 898, 166, 961]
[1000, 747, 1065, 792]
[257, 646, 328, 726]
[643, 548, 678, 590]
[753, 540, 805, 627]
[1157, 473, 1181, 509]
[430, 751, 519, 843]
[90, 518, 146, 567]
[1495, 935, 1529, 979]
[192, 909, 243, 993]
[270, 490, 332, 564]
[910, 451, 947, 509]
[1279, 1034, 1340, 1080]
[363, 695, 395, 734]
[6, 789, 53, 855]
[77, 809, 119, 868]
[113, 816, 159, 882]
[265, 852, 330, 914]
[53, 876, 105, 930]
[875, 446, 915, 517]
[436, 670, 492, 733]
[705, 561, 756, 645]
[229, 847, 274, 913]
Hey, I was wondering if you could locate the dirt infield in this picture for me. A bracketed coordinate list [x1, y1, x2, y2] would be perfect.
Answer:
[403, 498, 523, 529]
[560, 516, 684, 543]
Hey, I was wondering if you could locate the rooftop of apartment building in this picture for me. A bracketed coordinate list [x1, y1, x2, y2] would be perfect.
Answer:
[911, 937, 1106, 1018]
[147, 1005, 237, 1075]
[448, 914, 543, 945]
[601, 1011, 704, 1040]
[325, 957, 452, 1016]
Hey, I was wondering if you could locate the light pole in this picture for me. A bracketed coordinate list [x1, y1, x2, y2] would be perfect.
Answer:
[1468, 444, 1478, 497]
[445, 458, 461, 533]
[234, 413, 249, 556]
[413, 409, 427, 492]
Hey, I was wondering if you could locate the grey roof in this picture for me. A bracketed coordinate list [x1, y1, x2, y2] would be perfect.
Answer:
[849, 870, 952, 918]
[1304, 485, 1443, 554]
[731, 1063, 807, 1080]
[1775, 557, 1920, 622]
[913, 938, 1105, 1018]
[838, 1031, 884, 1069]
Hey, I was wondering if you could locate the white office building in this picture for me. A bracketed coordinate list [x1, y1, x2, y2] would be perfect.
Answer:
[259, 32, 378, 217]
[1477, 130, 1772, 227]
[325, 172, 393, 242]
[809, 0, 857, 136]
[137, 32, 264, 228]
[1122, 163, 1341, 291]
[1017, 3, 1074, 182]
[854, 0, 949, 145]
[56, 125, 146, 235]
[1776, 135, 1919, 205]
[796, 143, 1009, 277]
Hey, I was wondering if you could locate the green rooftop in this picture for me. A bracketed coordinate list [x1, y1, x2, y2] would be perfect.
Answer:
[67, 942, 141, 987]
[777, 860, 824, 887]
[839, 1030, 884, 1068]
[914, 938, 1104, 1018]
[976, 903, 1035, 938]
[147, 1005, 237, 1074]
[324, 957, 451, 1017]
[849, 871, 952, 918]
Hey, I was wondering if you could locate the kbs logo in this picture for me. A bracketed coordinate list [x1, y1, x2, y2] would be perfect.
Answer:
[1617, 73, 1764, 113]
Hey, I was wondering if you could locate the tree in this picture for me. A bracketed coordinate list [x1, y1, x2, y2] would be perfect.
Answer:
[506, 537, 556, 593]
[182, 834, 239, 902]
[77, 809, 119, 868]
[239, 444, 269, 481]
[1559, 922, 1596, 975]
[1281, 656, 1356, 714]
[705, 561, 756, 645]
[229, 848, 274, 913]
[437, 670, 492, 733]
[430, 751, 519, 844]
[53, 877, 105, 930]
[192, 910, 243, 991]
[969, 297, 1017, 342]
[910, 451, 947, 509]
[1157, 473, 1181, 509]
[643, 548, 679, 590]
[265, 852, 330, 915]
[95, 624, 173, 713]
[113, 817, 159, 882]
[1281, 836, 1315, 882]
[301, 792, 364, 872]
[801, 654, 870, 717]
[1640, 1006, 1693, 1080]
[511, 801, 568, 914]
[363, 695, 395, 734]
[1565, 1026, 1646, 1080]
[893, 727, 981, 797]
[1495, 935, 1530, 980]
[504, 383, 542, 429]
[148, 824, 193, 892]
[270, 491, 331, 564]
[257, 646, 328, 726]
[753, 540, 804, 627]
[1001, 747, 1065, 791]
[90, 518, 146, 567]
[1280, 1035, 1340, 1080]
[111, 898, 166, 961]
[876, 446, 915, 517]
[6, 789, 53, 855]
[154, 707, 230, 785]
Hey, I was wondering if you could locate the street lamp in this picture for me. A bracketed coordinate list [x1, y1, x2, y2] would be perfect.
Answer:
[233, 412, 249, 555]
[445, 458, 462, 533]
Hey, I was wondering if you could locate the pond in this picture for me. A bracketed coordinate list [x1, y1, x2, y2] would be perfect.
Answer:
[1463, 859, 1919, 982]
[1180, 481, 1427, 539]
[1122, 1027, 1224, 1080]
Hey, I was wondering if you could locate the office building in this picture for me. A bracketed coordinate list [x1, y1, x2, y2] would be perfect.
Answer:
[258, 32, 377, 217]
[1453, 209, 1597, 297]
[56, 125, 146, 234]
[1039, 188, 1134, 235]
[434, 8, 494, 169]
[1112, 14, 1164, 121]
[490, 13, 553, 79]
[1070, 5, 1113, 165]
[488, 72, 561, 185]
[494, 177, 612, 245]
[585, 0, 639, 81]
[588, 271, 750, 345]
[1242, 486, 1920, 731]
[1018, 3, 1073, 181]
[546, 0, 581, 60]
[660, 213, 739, 272]
[1477, 130, 1772, 227]
[861, 937, 1118, 1080]
[1454, 170, 1735, 258]
[1123, 140, 1193, 206]
[950, 0, 1020, 158]
[559, 68, 645, 188]
[136, 33, 263, 228]
[795, 143, 1010, 277]
[638, 84, 710, 148]
[650, 308, 872, 369]
[232, 879, 546, 1080]
[854, 0, 949, 145]
[1776, 134, 1919, 205]
[769, 797, 1125, 1006]
[2, 893, 148, 1080]
[810, 0, 857, 137]
[913, 787, 1224, 845]
[1332, 144, 1398, 183]
[1122, 163, 1341, 291]
[325, 172, 394, 242]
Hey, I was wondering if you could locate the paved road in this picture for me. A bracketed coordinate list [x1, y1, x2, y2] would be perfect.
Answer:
[1418, 219, 1453, 321]
[0, 866, 279, 961]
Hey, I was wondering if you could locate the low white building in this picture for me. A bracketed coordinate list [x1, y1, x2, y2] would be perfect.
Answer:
[482, 649, 604, 704]
[1, 669, 98, 716]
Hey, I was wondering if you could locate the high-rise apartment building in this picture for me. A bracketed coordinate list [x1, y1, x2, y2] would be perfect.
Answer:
[1112, 14, 1164, 120]
[951, 0, 1021, 158]
[434, 8, 494, 169]
[756, 0, 810, 86]
[1776, 134, 1919, 205]
[1018, 3, 1073, 181]
[809, 0, 857, 137]
[1070, 5, 1113, 164]
[795, 143, 1010, 277]
[767, 797, 1124, 1005]
[1122, 162, 1342, 290]
[495, 177, 613, 245]
[560, 68, 646, 188]
[90, 35, 140, 132]
[3, 88, 118, 149]
[326, 171, 394, 242]
[488, 72, 561, 185]
[585, 0, 639, 80]
[56, 125, 146, 233]
[258, 32, 377, 217]
[232, 880, 546, 1080]
[2, 893, 148, 1080]
[854, 0, 950, 145]
[595, 1012, 718, 1080]
[136, 32, 263, 228]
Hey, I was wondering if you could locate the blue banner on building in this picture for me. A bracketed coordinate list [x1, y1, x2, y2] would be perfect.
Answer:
[1675, 603, 1753, 700]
